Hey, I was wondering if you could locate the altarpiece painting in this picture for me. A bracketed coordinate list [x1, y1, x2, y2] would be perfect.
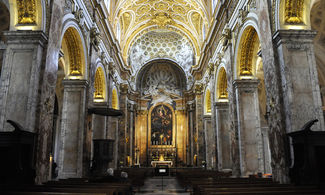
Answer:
[151, 105, 173, 145]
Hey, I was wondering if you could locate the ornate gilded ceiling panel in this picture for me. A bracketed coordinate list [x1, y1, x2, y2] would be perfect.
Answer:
[114, 0, 209, 69]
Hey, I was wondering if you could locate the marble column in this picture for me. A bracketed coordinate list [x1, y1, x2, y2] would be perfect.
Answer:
[118, 90, 127, 167]
[233, 79, 264, 176]
[195, 93, 205, 167]
[215, 102, 232, 171]
[129, 104, 135, 166]
[187, 103, 195, 166]
[58, 79, 88, 179]
[0, 31, 47, 132]
[203, 115, 215, 169]
[273, 30, 325, 132]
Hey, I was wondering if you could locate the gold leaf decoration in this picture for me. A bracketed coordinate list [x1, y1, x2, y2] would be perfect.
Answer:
[240, 28, 257, 76]
[17, 0, 36, 24]
[285, 0, 304, 24]
[94, 68, 105, 100]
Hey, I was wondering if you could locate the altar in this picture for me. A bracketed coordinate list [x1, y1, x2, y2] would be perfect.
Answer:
[151, 160, 173, 168]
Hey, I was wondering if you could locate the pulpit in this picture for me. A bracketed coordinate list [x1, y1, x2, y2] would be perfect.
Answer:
[0, 120, 37, 184]
[287, 119, 325, 185]
[91, 139, 114, 176]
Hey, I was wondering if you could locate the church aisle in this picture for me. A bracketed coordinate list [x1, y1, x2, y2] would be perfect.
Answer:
[135, 176, 190, 195]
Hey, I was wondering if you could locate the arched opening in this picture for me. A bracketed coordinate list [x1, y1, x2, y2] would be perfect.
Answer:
[135, 59, 188, 167]
[111, 88, 119, 109]
[311, 1, 325, 117]
[235, 26, 271, 175]
[94, 67, 107, 102]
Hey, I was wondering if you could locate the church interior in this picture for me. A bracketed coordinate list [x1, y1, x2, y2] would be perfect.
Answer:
[1, 0, 325, 194]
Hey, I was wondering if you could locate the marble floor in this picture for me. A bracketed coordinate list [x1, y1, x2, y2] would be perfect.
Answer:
[135, 176, 190, 195]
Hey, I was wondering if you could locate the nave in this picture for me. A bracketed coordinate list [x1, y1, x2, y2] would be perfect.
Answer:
[1, 168, 325, 195]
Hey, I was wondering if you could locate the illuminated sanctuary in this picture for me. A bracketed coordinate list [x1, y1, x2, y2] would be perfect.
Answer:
[1, 0, 325, 192]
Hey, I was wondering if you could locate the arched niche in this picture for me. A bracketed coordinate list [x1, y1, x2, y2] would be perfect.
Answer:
[216, 67, 228, 102]
[94, 66, 107, 102]
[136, 59, 187, 105]
[60, 27, 86, 79]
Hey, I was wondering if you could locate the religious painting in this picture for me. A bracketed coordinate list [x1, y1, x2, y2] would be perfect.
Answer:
[151, 105, 173, 145]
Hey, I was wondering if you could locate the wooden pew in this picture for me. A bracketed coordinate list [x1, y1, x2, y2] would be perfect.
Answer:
[176, 169, 325, 195]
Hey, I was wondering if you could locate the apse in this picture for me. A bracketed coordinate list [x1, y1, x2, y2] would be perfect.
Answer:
[136, 60, 187, 105]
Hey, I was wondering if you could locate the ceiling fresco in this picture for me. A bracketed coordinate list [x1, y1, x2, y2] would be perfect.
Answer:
[114, 0, 209, 71]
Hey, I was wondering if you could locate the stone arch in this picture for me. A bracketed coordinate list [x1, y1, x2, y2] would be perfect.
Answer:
[60, 26, 87, 79]
[111, 87, 119, 109]
[94, 66, 107, 102]
[216, 67, 228, 102]
[234, 24, 272, 175]
[8, 0, 46, 31]
[204, 88, 211, 115]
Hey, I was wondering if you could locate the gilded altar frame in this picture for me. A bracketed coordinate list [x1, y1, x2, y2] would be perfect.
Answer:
[148, 103, 176, 148]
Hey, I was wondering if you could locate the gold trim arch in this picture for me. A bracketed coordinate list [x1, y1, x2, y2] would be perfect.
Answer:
[94, 67, 107, 102]
[216, 67, 228, 101]
[236, 26, 260, 79]
[204, 88, 211, 114]
[111, 87, 119, 109]
[148, 103, 176, 148]
[61, 27, 86, 79]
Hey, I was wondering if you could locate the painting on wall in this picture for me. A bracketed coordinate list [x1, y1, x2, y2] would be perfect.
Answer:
[151, 105, 173, 145]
